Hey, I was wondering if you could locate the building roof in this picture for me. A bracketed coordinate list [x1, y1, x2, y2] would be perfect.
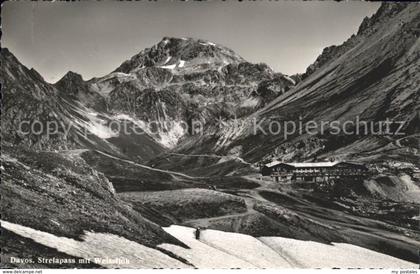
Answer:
[288, 162, 340, 168]
[265, 160, 283, 168]
[264, 161, 355, 168]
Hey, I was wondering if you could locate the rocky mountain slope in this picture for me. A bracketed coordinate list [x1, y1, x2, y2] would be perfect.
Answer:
[0, 36, 297, 268]
[172, 3, 420, 167]
[54, 71, 107, 112]
[1, 48, 72, 150]
[0, 49, 166, 162]
[85, 37, 295, 148]
[88, 37, 294, 148]
[1, 37, 295, 153]
[0, 145, 188, 268]
[1, 2, 419, 269]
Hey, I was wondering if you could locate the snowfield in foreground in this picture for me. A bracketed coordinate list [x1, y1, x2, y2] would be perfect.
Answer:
[0, 220, 188, 269]
[1, 221, 416, 269]
[160, 226, 292, 268]
[161, 225, 416, 269]
[259, 237, 416, 268]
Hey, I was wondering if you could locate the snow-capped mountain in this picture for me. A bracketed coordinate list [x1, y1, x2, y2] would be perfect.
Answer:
[1, 2, 420, 269]
[2, 3, 418, 165]
[114, 37, 245, 74]
[77, 37, 295, 149]
[1, 36, 295, 156]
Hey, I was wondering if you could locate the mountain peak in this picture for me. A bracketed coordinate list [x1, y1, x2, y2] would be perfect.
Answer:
[28, 68, 45, 82]
[56, 71, 85, 85]
[54, 70, 87, 95]
[1, 47, 20, 63]
[357, 2, 408, 35]
[64, 70, 84, 80]
[114, 37, 245, 74]
[303, 2, 413, 79]
[1, 47, 12, 56]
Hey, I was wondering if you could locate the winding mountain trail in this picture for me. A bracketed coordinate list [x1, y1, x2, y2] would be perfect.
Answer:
[168, 152, 223, 158]
[182, 175, 289, 229]
[168, 152, 253, 166]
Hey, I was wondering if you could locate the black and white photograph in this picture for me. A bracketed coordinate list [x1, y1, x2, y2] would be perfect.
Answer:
[0, 0, 419, 271]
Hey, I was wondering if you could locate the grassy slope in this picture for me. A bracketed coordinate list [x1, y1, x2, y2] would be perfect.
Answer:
[120, 189, 247, 223]
[0, 146, 186, 268]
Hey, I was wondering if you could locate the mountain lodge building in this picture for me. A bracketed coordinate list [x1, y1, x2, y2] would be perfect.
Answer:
[260, 161, 369, 182]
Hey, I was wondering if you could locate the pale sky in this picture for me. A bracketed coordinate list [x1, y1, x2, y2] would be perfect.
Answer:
[1, 1, 380, 83]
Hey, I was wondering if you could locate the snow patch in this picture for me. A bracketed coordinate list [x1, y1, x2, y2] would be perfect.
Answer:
[99, 72, 132, 82]
[93, 72, 136, 95]
[164, 56, 171, 64]
[400, 174, 420, 192]
[159, 226, 256, 268]
[160, 63, 177, 70]
[1, 220, 415, 269]
[200, 41, 216, 47]
[159, 121, 186, 148]
[240, 97, 260, 108]
[199, 229, 291, 268]
[157, 103, 187, 148]
[70, 105, 118, 139]
[91, 82, 114, 95]
[260, 237, 416, 268]
[114, 113, 185, 149]
[160, 59, 186, 70]
[113, 72, 131, 78]
[85, 122, 117, 139]
[283, 75, 296, 85]
[1, 220, 188, 269]
[160, 225, 415, 268]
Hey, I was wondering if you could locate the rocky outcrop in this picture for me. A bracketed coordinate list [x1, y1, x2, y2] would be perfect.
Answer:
[253, 74, 296, 107]
[54, 71, 107, 112]
[1, 48, 75, 150]
[0, 49, 166, 160]
[113, 37, 245, 74]
[83, 37, 296, 147]
[302, 3, 417, 80]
